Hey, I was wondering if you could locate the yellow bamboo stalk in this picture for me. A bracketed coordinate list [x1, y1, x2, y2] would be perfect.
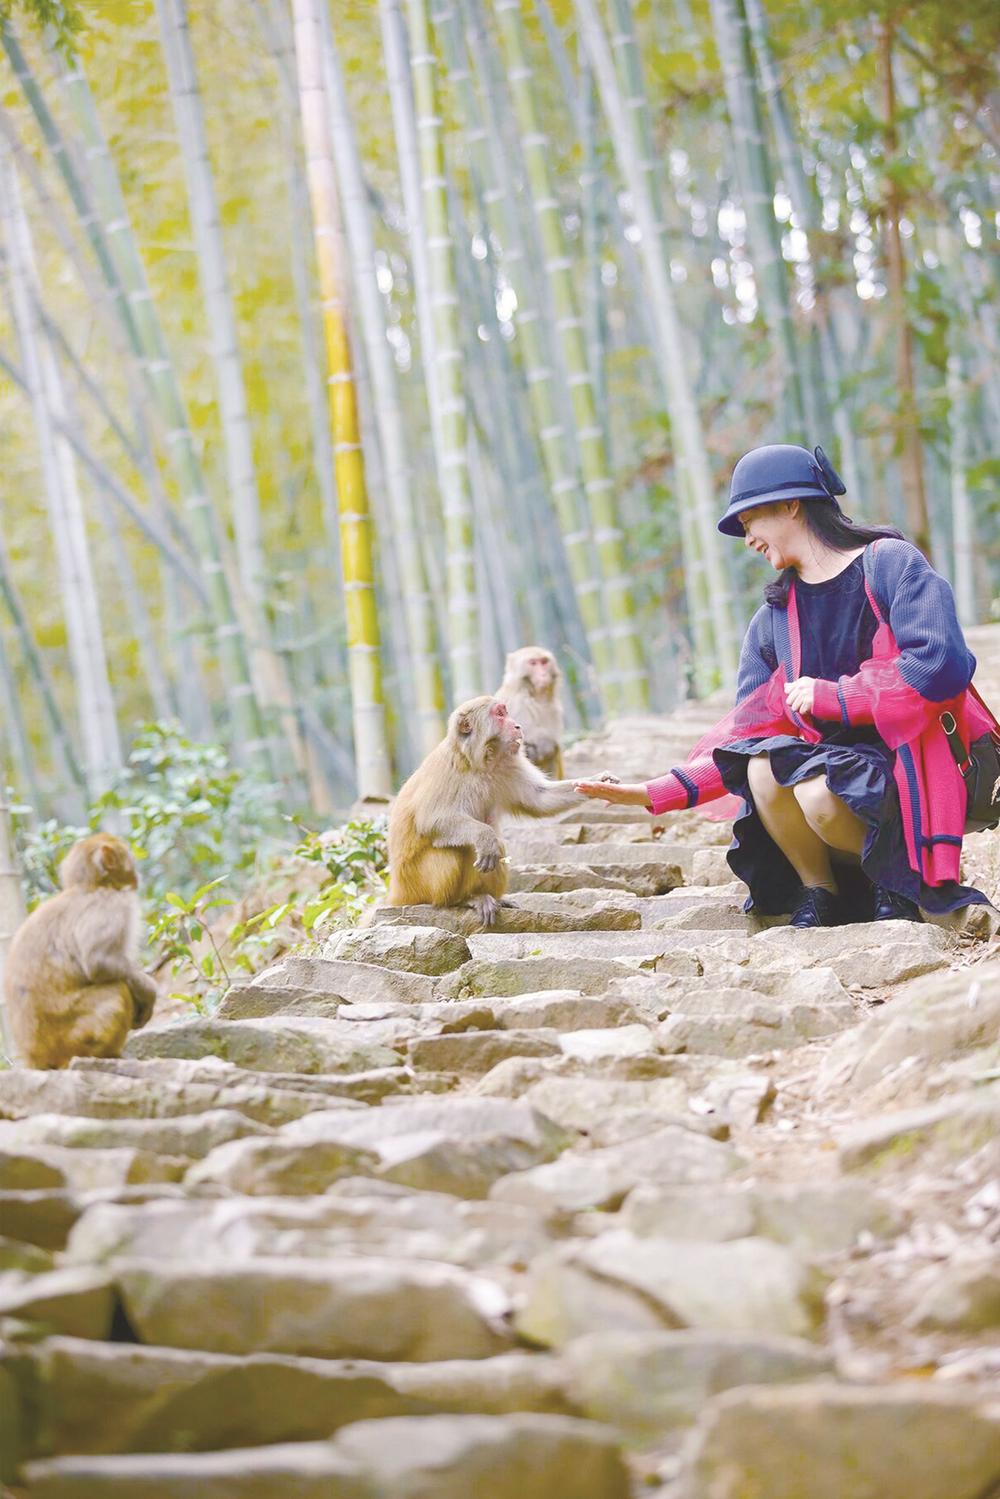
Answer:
[292, 0, 391, 797]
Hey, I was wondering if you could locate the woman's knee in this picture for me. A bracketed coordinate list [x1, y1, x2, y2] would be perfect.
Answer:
[792, 775, 838, 829]
[747, 753, 780, 801]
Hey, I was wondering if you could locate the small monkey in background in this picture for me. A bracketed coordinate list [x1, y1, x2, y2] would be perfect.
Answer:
[5, 834, 158, 1070]
[387, 695, 584, 925]
[497, 646, 564, 778]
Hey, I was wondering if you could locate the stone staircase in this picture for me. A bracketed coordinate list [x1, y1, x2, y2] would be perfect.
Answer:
[2, 645, 1000, 1496]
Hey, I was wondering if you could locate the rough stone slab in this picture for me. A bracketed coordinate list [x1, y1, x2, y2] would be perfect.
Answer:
[491, 1125, 739, 1213]
[330, 1412, 631, 1499]
[0, 1234, 55, 1274]
[0, 1109, 274, 1161]
[839, 1086, 1000, 1170]
[407, 1030, 562, 1075]
[0, 1186, 186, 1252]
[751, 920, 952, 987]
[819, 958, 1000, 1094]
[907, 1256, 1000, 1331]
[464, 930, 729, 962]
[675, 1382, 1000, 1499]
[558, 1024, 658, 1062]
[370, 897, 642, 935]
[563, 1329, 833, 1441]
[622, 1181, 902, 1254]
[658, 993, 855, 1056]
[125, 1017, 402, 1076]
[506, 839, 692, 875]
[0, 1068, 342, 1128]
[0, 1148, 65, 1191]
[19, 1443, 370, 1498]
[518, 1232, 827, 1346]
[436, 956, 643, 999]
[326, 925, 472, 975]
[115, 1256, 511, 1361]
[0, 1144, 186, 1193]
[0, 1267, 115, 1340]
[7, 1337, 574, 1459]
[507, 864, 682, 897]
[232, 954, 438, 1006]
[67, 1191, 555, 1271]
[185, 1136, 383, 1196]
[271, 1097, 573, 1199]
[67, 1054, 414, 1107]
[514, 1076, 692, 1137]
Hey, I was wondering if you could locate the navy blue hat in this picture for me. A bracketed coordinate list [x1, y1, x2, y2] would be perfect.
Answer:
[718, 444, 847, 537]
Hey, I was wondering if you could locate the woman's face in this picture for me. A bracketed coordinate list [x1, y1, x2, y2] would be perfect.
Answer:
[739, 500, 803, 570]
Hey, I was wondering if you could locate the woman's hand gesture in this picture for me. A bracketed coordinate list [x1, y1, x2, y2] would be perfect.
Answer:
[784, 676, 816, 716]
[574, 777, 651, 807]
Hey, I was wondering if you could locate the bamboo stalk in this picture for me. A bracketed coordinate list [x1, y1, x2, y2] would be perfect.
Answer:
[42, 45, 271, 764]
[155, 0, 266, 610]
[292, 0, 392, 798]
[708, 0, 809, 441]
[574, 0, 739, 690]
[321, 7, 446, 754]
[878, 18, 930, 559]
[404, 0, 480, 701]
[493, 0, 648, 711]
[0, 529, 86, 798]
[0, 145, 121, 794]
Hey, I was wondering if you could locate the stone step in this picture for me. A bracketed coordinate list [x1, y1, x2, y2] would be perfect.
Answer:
[65, 1187, 558, 1270]
[507, 863, 682, 897]
[674, 1382, 1000, 1499]
[221, 955, 440, 1015]
[18, 1413, 631, 1499]
[186, 1096, 575, 1201]
[0, 1068, 345, 1128]
[0, 1108, 274, 1161]
[505, 838, 694, 878]
[4, 1335, 575, 1460]
[435, 955, 651, 1000]
[517, 1230, 827, 1347]
[369, 895, 642, 935]
[125, 1018, 404, 1076]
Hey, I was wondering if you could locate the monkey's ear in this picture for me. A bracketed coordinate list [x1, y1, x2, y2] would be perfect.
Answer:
[456, 715, 473, 737]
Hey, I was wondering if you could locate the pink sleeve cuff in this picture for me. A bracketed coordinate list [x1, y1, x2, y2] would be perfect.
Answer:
[646, 772, 689, 816]
[811, 678, 843, 723]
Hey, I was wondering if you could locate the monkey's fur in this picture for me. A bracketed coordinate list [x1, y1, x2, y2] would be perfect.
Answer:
[5, 834, 158, 1070]
[496, 646, 564, 778]
[386, 695, 583, 925]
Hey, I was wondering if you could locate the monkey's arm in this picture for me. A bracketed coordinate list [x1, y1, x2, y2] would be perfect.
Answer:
[507, 774, 584, 818]
[80, 948, 158, 1022]
[426, 813, 504, 872]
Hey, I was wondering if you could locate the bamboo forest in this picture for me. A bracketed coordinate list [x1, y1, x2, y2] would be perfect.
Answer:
[0, 0, 997, 828]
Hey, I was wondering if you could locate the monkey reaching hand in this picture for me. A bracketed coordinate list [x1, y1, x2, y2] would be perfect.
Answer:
[5, 834, 158, 1070]
[496, 646, 564, 778]
[386, 695, 586, 926]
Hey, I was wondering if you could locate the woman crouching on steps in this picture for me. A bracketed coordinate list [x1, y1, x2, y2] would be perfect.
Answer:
[577, 443, 997, 929]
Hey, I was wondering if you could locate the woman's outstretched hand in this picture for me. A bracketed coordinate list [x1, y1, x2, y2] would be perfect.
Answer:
[784, 676, 816, 716]
[574, 777, 652, 807]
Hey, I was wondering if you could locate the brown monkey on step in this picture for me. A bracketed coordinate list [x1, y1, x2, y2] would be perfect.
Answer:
[5, 833, 158, 1070]
[386, 695, 584, 926]
[496, 645, 564, 778]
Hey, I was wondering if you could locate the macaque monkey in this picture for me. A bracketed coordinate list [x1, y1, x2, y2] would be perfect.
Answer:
[496, 646, 564, 778]
[5, 834, 158, 1070]
[386, 695, 584, 926]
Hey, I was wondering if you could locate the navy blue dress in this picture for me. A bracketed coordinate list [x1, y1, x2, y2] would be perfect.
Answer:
[715, 556, 978, 920]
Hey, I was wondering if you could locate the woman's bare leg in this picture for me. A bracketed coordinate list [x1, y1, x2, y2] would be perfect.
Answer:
[792, 775, 867, 858]
[746, 755, 838, 892]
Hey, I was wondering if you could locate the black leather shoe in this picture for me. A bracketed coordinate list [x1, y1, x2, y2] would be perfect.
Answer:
[872, 884, 923, 922]
[789, 886, 841, 928]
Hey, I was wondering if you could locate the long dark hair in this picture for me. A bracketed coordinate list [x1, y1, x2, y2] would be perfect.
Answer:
[764, 499, 903, 608]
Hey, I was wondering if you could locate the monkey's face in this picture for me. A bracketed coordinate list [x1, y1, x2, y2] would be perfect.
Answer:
[452, 697, 524, 766]
[518, 650, 559, 696]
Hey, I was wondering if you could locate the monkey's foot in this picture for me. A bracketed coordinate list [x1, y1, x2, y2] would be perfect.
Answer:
[468, 894, 502, 927]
